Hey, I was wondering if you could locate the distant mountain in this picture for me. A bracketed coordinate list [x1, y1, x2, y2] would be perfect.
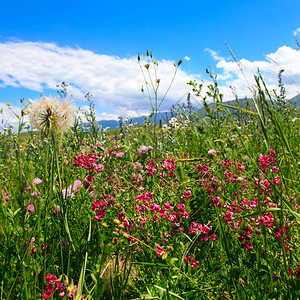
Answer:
[96, 112, 171, 130]
[95, 94, 300, 130]
[290, 94, 300, 106]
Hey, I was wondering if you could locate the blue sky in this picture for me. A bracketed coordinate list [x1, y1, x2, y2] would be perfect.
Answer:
[1, 0, 300, 127]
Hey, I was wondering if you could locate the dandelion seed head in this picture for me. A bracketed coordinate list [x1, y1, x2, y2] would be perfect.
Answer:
[28, 95, 74, 135]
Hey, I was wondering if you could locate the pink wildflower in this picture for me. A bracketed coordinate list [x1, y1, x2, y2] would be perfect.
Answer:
[33, 178, 43, 185]
[72, 180, 82, 193]
[156, 244, 165, 258]
[208, 149, 217, 155]
[138, 145, 153, 155]
[115, 151, 124, 158]
[31, 191, 40, 198]
[26, 203, 35, 214]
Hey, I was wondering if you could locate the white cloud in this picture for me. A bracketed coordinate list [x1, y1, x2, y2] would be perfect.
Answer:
[207, 45, 300, 100]
[184, 56, 191, 61]
[0, 41, 196, 118]
[0, 41, 300, 127]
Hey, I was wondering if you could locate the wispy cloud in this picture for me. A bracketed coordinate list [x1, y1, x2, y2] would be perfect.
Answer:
[293, 27, 300, 36]
[204, 48, 225, 61]
[184, 56, 191, 61]
[0, 102, 23, 130]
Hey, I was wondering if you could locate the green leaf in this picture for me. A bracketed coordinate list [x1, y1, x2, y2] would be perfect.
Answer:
[153, 285, 185, 300]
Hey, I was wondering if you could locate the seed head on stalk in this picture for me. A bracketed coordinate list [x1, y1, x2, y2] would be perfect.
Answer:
[28, 95, 74, 136]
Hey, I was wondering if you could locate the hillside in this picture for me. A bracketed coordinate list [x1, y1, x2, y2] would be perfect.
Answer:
[95, 93, 300, 130]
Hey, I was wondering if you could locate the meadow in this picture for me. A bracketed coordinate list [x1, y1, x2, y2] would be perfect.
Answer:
[0, 54, 300, 299]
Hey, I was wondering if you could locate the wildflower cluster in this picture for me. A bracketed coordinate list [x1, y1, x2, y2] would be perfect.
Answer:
[42, 274, 84, 299]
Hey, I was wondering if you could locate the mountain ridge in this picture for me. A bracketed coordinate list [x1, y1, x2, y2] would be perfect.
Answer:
[93, 94, 300, 130]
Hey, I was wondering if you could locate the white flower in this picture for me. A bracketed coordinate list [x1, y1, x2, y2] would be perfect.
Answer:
[169, 117, 177, 125]
[28, 95, 74, 135]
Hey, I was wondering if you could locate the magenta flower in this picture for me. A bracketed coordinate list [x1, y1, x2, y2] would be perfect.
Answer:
[296, 265, 300, 280]
[210, 234, 217, 241]
[153, 214, 159, 221]
[164, 202, 174, 211]
[269, 149, 276, 157]
[273, 274, 280, 281]
[190, 258, 199, 267]
[156, 244, 165, 258]
[96, 164, 104, 175]
[184, 256, 190, 263]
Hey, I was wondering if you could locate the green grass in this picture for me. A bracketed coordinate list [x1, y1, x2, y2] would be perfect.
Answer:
[0, 70, 300, 300]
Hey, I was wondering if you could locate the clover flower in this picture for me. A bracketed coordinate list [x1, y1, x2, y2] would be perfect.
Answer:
[28, 95, 74, 135]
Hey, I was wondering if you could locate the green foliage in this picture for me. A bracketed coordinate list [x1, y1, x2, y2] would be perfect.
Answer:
[0, 62, 300, 300]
